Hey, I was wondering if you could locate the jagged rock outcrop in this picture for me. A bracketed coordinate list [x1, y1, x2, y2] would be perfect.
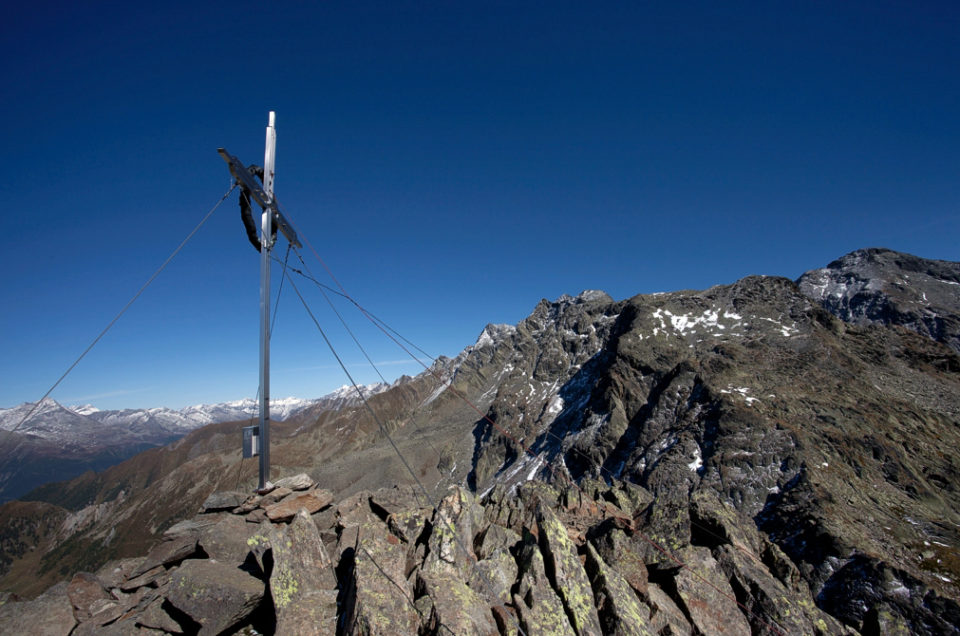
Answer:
[0, 479, 854, 634]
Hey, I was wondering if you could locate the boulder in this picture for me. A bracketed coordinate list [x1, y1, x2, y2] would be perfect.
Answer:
[166, 560, 264, 635]
[475, 523, 521, 560]
[644, 583, 692, 636]
[585, 543, 655, 635]
[536, 505, 602, 635]
[474, 549, 518, 603]
[273, 473, 315, 491]
[423, 486, 485, 579]
[199, 490, 247, 513]
[342, 521, 421, 634]
[268, 510, 338, 635]
[673, 546, 751, 636]
[128, 533, 199, 579]
[136, 597, 185, 633]
[197, 513, 256, 564]
[67, 572, 113, 622]
[264, 489, 334, 522]
[386, 507, 430, 544]
[259, 486, 292, 507]
[120, 565, 169, 593]
[514, 540, 576, 636]
[417, 570, 499, 635]
[0, 581, 77, 635]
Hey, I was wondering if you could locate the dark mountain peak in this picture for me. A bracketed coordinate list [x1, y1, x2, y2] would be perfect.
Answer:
[798, 248, 960, 353]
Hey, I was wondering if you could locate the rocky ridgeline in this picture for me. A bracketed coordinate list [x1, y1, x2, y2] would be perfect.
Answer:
[2, 249, 959, 634]
[1, 471, 858, 635]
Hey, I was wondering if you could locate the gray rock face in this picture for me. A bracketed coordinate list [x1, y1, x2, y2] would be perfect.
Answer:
[0, 581, 76, 635]
[166, 559, 264, 635]
[798, 247, 960, 353]
[268, 510, 337, 635]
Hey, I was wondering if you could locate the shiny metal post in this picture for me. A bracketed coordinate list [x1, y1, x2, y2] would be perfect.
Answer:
[258, 111, 277, 490]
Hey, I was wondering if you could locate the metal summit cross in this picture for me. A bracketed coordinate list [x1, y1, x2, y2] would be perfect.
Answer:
[218, 112, 301, 490]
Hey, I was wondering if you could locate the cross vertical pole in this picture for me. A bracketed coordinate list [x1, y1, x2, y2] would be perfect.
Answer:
[258, 111, 277, 490]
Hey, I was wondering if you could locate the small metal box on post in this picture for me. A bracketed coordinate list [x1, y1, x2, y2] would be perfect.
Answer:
[242, 425, 259, 458]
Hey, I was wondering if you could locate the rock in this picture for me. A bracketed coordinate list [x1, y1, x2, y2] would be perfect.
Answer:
[536, 505, 602, 635]
[163, 515, 225, 538]
[342, 520, 421, 634]
[514, 540, 576, 636]
[643, 583, 692, 636]
[244, 521, 275, 578]
[120, 565, 169, 592]
[166, 560, 264, 636]
[232, 494, 263, 514]
[197, 514, 256, 564]
[475, 523, 521, 560]
[714, 543, 845, 635]
[264, 488, 333, 522]
[78, 596, 125, 628]
[128, 533, 199, 579]
[95, 558, 142, 589]
[273, 473, 315, 491]
[589, 526, 648, 596]
[0, 581, 77, 635]
[245, 508, 268, 524]
[585, 543, 655, 635]
[199, 490, 247, 513]
[136, 597, 185, 633]
[67, 572, 113, 622]
[259, 486, 292, 507]
[368, 484, 422, 518]
[673, 546, 751, 636]
[268, 510, 338, 635]
[386, 507, 430, 544]
[423, 486, 486, 579]
[474, 549, 518, 603]
[417, 570, 500, 635]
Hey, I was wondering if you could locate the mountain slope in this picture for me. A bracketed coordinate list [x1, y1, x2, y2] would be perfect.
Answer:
[797, 247, 960, 353]
[0, 388, 388, 503]
[0, 249, 958, 633]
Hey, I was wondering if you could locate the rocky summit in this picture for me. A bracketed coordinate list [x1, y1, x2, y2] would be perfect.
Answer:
[0, 248, 958, 635]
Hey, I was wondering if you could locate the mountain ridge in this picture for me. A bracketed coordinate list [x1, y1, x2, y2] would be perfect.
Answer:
[0, 247, 958, 634]
[0, 384, 390, 503]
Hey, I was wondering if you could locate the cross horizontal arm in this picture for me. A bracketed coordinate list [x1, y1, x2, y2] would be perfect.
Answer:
[217, 147, 302, 248]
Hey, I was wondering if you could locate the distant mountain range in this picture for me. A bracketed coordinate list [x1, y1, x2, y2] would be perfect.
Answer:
[0, 247, 958, 634]
[0, 385, 389, 503]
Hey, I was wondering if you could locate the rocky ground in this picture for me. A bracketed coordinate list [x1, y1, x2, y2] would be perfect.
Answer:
[0, 473, 858, 635]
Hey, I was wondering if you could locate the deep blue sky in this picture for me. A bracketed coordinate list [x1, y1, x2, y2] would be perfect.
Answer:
[1, 1, 957, 410]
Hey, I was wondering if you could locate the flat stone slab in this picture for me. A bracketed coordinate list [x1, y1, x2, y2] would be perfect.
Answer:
[200, 490, 248, 513]
[129, 533, 199, 579]
[273, 473, 315, 491]
[0, 581, 76, 636]
[167, 559, 264, 636]
[265, 489, 334, 522]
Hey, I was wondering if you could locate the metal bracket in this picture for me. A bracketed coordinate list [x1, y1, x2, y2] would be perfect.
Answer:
[218, 147, 302, 248]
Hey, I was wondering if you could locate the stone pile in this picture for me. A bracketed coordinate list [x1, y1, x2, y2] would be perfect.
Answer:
[1, 471, 858, 635]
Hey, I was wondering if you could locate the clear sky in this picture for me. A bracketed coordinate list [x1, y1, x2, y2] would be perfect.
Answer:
[1, 1, 957, 410]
